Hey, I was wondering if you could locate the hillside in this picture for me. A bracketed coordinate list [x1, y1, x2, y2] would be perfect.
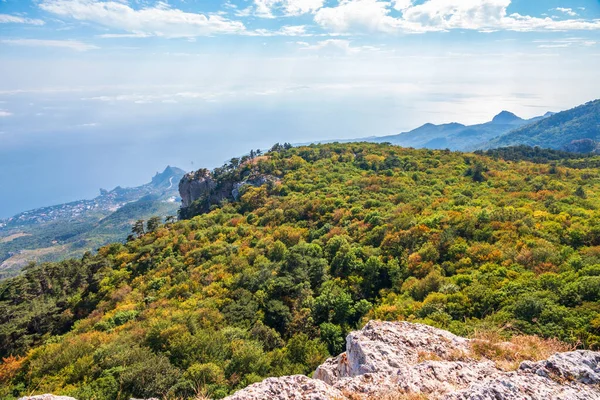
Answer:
[2, 143, 600, 400]
[368, 111, 547, 151]
[482, 99, 600, 150]
[0, 166, 185, 278]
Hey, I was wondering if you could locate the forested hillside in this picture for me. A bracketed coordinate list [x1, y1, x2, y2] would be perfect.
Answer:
[483, 99, 600, 150]
[2, 143, 600, 400]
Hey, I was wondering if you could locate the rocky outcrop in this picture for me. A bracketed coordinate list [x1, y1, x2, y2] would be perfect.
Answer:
[19, 396, 77, 400]
[178, 168, 278, 216]
[225, 321, 600, 400]
[224, 375, 345, 400]
[179, 169, 218, 208]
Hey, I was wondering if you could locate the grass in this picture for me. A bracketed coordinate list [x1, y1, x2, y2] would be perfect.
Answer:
[470, 329, 574, 371]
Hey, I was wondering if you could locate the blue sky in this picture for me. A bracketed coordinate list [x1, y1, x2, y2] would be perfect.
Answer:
[0, 0, 600, 216]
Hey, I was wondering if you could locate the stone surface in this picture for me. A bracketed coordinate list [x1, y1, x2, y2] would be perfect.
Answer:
[179, 168, 217, 208]
[223, 375, 345, 400]
[444, 372, 600, 400]
[225, 321, 600, 400]
[314, 321, 472, 384]
[519, 350, 600, 384]
[19, 396, 77, 400]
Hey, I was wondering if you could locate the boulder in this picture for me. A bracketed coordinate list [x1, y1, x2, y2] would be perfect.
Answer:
[223, 375, 345, 400]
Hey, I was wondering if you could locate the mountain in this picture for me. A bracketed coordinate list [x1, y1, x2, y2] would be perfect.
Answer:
[490, 110, 524, 124]
[2, 143, 600, 400]
[0, 166, 185, 278]
[368, 111, 547, 151]
[481, 99, 600, 150]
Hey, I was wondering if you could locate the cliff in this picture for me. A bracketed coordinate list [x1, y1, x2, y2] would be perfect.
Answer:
[178, 164, 278, 218]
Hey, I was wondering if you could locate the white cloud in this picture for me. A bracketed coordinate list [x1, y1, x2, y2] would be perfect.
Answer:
[297, 39, 380, 54]
[534, 37, 597, 48]
[0, 14, 45, 25]
[392, 0, 412, 11]
[254, 0, 325, 18]
[315, 0, 600, 34]
[553, 7, 577, 17]
[538, 43, 570, 48]
[315, 0, 414, 33]
[96, 32, 151, 38]
[250, 25, 311, 36]
[1, 39, 98, 51]
[0, 110, 13, 117]
[39, 0, 246, 38]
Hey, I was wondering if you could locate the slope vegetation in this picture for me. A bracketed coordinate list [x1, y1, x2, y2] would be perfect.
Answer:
[483, 99, 600, 150]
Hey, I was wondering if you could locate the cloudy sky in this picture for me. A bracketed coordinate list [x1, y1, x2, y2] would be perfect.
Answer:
[1, 0, 600, 216]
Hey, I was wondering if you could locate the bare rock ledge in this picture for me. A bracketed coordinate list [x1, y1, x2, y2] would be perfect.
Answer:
[226, 321, 600, 400]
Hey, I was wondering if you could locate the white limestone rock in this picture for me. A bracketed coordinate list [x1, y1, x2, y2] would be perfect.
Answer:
[223, 375, 345, 400]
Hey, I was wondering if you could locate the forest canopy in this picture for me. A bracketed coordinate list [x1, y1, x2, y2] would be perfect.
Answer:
[2, 143, 600, 400]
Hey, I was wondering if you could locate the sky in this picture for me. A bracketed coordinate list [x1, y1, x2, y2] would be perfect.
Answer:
[0, 0, 600, 217]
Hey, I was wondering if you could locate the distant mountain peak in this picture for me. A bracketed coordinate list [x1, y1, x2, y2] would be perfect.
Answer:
[491, 111, 523, 124]
[481, 98, 600, 151]
[151, 166, 186, 187]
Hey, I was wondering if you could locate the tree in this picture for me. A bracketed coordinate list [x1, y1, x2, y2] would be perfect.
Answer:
[319, 323, 345, 355]
[132, 220, 145, 237]
[465, 161, 487, 182]
[575, 185, 587, 199]
[229, 158, 240, 169]
[146, 216, 162, 233]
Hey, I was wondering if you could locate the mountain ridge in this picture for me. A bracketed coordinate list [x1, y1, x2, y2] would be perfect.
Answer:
[480, 99, 600, 150]
[366, 110, 549, 151]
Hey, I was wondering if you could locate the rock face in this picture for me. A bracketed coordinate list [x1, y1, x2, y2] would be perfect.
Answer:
[178, 168, 278, 215]
[225, 321, 600, 400]
[224, 375, 345, 400]
[179, 169, 218, 208]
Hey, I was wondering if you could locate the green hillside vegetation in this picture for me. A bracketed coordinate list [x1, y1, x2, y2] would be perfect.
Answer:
[2, 143, 600, 399]
[483, 99, 600, 149]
